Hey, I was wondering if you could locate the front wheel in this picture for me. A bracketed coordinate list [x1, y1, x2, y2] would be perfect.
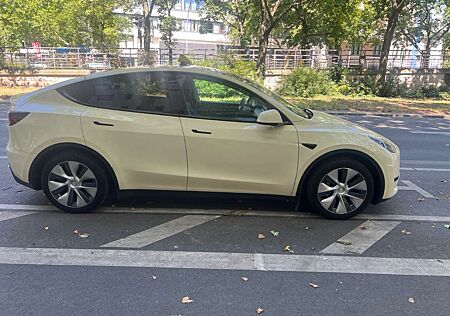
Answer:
[41, 153, 109, 213]
[306, 159, 374, 219]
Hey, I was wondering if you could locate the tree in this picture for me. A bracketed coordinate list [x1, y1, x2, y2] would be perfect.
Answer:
[396, 0, 450, 68]
[136, 0, 156, 65]
[156, 0, 180, 65]
[199, 0, 256, 48]
[374, 0, 411, 91]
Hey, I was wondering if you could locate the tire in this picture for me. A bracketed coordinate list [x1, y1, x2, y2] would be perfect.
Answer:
[41, 151, 109, 213]
[306, 159, 374, 219]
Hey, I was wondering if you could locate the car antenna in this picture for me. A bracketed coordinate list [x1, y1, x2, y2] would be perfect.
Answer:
[178, 54, 192, 66]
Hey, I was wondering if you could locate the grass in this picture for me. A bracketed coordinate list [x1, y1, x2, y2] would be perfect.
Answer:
[288, 95, 450, 115]
[1, 86, 449, 115]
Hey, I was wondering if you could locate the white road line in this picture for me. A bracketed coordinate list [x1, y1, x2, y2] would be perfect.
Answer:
[101, 215, 220, 248]
[398, 180, 435, 198]
[0, 156, 7, 159]
[0, 210, 35, 222]
[0, 247, 449, 276]
[402, 160, 450, 166]
[320, 220, 401, 255]
[410, 130, 450, 136]
[401, 167, 450, 172]
[0, 118, 7, 121]
[0, 204, 450, 222]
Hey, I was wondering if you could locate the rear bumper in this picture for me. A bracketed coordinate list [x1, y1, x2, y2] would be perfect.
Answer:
[7, 147, 36, 188]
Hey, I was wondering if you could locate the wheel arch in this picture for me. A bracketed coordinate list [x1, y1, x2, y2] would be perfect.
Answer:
[28, 143, 119, 193]
[296, 149, 385, 206]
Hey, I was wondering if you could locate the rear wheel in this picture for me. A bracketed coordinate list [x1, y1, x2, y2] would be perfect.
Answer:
[41, 152, 109, 213]
[306, 159, 374, 219]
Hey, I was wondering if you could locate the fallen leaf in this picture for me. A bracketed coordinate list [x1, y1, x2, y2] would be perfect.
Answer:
[309, 282, 319, 288]
[73, 230, 79, 234]
[79, 233, 89, 238]
[131, 207, 136, 211]
[241, 276, 248, 282]
[181, 296, 193, 304]
[270, 230, 279, 236]
[44, 226, 49, 230]
[408, 297, 415, 304]
[444, 224, 450, 229]
[283, 245, 294, 253]
[304, 226, 309, 230]
[417, 197, 424, 202]
[401, 229, 411, 235]
[152, 275, 157, 280]
[258, 233, 265, 239]
[359, 225, 366, 230]
[256, 307, 264, 314]
[336, 240, 352, 245]
[441, 180, 447, 183]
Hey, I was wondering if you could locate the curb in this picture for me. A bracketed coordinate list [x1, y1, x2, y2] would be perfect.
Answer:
[325, 110, 449, 119]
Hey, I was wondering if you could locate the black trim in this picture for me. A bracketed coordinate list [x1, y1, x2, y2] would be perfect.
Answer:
[93, 121, 114, 127]
[9, 165, 37, 190]
[192, 129, 212, 134]
[301, 143, 317, 150]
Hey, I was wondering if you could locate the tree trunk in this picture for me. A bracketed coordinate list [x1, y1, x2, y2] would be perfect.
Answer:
[256, 25, 270, 77]
[422, 39, 431, 69]
[375, 0, 409, 94]
[142, 0, 155, 66]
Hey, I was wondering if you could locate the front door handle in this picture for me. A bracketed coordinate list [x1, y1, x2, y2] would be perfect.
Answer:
[93, 121, 114, 127]
[192, 129, 212, 135]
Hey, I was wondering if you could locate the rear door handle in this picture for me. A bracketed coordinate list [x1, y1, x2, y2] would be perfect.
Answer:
[93, 121, 114, 127]
[192, 129, 212, 135]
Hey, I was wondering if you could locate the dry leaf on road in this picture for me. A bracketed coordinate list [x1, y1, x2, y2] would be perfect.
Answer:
[417, 197, 424, 202]
[181, 296, 193, 304]
[336, 240, 352, 245]
[241, 276, 248, 282]
[270, 230, 279, 236]
[44, 226, 49, 230]
[283, 245, 294, 253]
[408, 297, 415, 304]
[401, 229, 411, 235]
[256, 307, 264, 314]
[73, 230, 79, 234]
[309, 282, 319, 288]
[258, 233, 265, 239]
[79, 233, 89, 238]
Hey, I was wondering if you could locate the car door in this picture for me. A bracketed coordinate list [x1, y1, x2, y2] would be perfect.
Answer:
[178, 74, 299, 196]
[61, 71, 188, 191]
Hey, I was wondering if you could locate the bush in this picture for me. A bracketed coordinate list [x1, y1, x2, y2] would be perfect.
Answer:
[277, 67, 337, 97]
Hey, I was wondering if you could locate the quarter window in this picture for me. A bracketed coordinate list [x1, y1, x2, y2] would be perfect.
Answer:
[58, 72, 187, 115]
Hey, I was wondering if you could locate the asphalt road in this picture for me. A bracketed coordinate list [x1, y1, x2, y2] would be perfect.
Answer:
[1, 100, 449, 315]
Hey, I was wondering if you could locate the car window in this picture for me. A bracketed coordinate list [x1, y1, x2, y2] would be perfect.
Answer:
[181, 75, 271, 122]
[58, 72, 187, 115]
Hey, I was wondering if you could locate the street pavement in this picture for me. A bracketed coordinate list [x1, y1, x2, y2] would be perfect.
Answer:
[0, 100, 449, 315]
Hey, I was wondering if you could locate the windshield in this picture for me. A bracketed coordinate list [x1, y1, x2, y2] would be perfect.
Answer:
[223, 72, 308, 118]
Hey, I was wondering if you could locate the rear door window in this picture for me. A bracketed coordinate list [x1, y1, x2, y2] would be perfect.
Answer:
[58, 72, 187, 115]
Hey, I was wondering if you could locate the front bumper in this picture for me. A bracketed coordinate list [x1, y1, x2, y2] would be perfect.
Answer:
[381, 150, 400, 200]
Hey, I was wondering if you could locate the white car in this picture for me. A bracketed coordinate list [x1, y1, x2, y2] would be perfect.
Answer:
[7, 66, 400, 219]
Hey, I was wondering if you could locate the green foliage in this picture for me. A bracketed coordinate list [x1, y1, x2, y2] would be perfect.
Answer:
[0, 0, 132, 47]
[194, 55, 263, 84]
[277, 67, 338, 97]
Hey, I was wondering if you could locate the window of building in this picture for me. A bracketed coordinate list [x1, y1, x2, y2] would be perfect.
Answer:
[58, 72, 187, 115]
[351, 45, 362, 55]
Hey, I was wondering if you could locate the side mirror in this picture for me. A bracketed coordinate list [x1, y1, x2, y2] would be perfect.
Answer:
[257, 109, 284, 126]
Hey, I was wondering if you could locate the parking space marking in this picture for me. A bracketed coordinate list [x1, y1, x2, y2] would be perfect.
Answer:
[101, 215, 220, 248]
[0, 210, 35, 222]
[0, 204, 450, 222]
[410, 130, 450, 136]
[402, 160, 450, 166]
[0, 247, 449, 276]
[320, 220, 401, 255]
[398, 180, 435, 198]
[0, 156, 7, 159]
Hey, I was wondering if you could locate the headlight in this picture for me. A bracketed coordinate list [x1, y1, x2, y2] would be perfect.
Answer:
[368, 136, 397, 153]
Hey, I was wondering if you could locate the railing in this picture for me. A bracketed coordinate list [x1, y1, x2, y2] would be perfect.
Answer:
[0, 47, 448, 71]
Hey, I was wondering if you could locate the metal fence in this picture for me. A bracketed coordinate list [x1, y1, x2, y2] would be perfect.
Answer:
[0, 46, 448, 71]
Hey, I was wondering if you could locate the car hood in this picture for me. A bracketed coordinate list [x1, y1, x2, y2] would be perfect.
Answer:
[295, 110, 383, 138]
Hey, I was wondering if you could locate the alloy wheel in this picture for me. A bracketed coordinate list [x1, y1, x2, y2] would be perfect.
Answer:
[317, 167, 367, 214]
[47, 161, 98, 208]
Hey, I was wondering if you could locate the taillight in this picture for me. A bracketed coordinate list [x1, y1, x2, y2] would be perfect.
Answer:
[8, 112, 30, 126]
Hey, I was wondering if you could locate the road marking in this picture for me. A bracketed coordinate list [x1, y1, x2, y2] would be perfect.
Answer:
[0, 247, 449, 276]
[320, 220, 401, 255]
[0, 203, 449, 222]
[0, 156, 7, 159]
[0, 118, 7, 121]
[402, 160, 450, 166]
[398, 180, 435, 198]
[0, 210, 35, 222]
[401, 167, 450, 172]
[101, 215, 220, 248]
[410, 130, 450, 136]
